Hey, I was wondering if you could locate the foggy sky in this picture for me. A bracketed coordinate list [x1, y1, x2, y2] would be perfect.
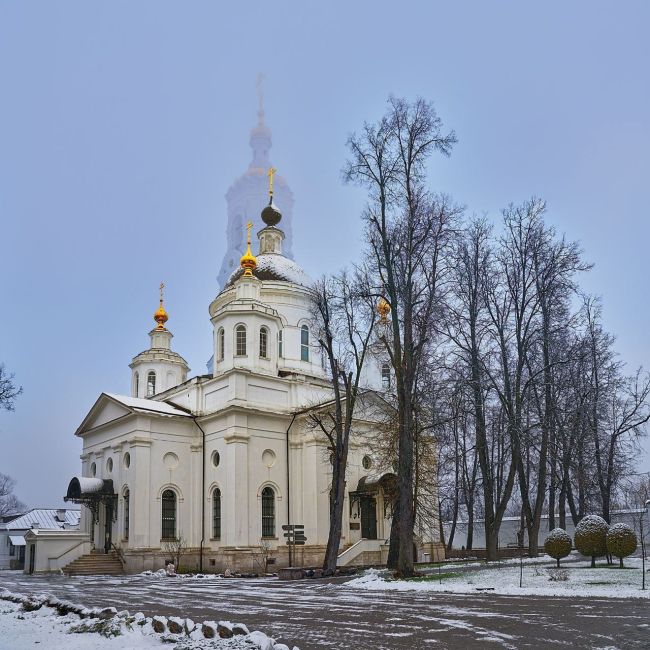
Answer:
[1, 1, 649, 508]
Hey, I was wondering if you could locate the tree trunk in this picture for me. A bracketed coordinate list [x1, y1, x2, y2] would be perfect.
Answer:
[323, 458, 348, 574]
[387, 501, 400, 569]
[466, 495, 475, 551]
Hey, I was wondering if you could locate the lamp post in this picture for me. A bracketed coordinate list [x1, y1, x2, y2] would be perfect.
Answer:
[642, 500, 650, 591]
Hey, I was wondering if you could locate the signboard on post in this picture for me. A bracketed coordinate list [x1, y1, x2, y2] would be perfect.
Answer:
[283, 524, 307, 565]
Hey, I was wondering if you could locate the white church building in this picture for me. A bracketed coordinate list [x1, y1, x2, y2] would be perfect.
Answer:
[38, 112, 444, 575]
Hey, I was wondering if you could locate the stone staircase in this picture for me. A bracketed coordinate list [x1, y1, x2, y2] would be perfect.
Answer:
[63, 550, 124, 576]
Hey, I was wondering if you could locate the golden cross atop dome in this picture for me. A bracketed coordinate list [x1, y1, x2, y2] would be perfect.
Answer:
[240, 221, 257, 277]
[268, 167, 277, 197]
[154, 281, 169, 329]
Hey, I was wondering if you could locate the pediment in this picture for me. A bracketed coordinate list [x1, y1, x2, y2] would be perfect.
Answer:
[75, 394, 133, 436]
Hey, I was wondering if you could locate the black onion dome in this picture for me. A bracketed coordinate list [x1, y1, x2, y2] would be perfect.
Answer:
[261, 197, 282, 226]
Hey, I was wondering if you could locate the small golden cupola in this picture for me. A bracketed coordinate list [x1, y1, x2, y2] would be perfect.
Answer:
[154, 282, 169, 330]
[240, 221, 258, 277]
[377, 297, 391, 325]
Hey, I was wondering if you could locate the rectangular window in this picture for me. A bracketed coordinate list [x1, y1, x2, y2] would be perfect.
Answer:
[218, 329, 225, 361]
[236, 326, 247, 356]
[301, 326, 309, 362]
[213, 490, 221, 540]
[261, 488, 275, 538]
[278, 330, 283, 358]
[259, 328, 268, 358]
[124, 492, 130, 541]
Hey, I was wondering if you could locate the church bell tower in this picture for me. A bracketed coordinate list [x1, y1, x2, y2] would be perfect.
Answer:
[215, 86, 294, 290]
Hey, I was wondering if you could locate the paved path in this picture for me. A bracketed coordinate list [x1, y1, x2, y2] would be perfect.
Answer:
[1, 571, 648, 649]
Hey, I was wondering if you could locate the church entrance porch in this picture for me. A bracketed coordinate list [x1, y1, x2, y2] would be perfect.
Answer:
[64, 476, 117, 554]
[350, 472, 397, 544]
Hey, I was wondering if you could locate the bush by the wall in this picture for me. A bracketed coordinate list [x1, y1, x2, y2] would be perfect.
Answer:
[544, 528, 572, 568]
[606, 523, 637, 568]
[574, 515, 609, 568]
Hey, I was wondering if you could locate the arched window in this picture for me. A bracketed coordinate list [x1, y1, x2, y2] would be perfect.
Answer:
[381, 363, 391, 389]
[147, 371, 156, 397]
[278, 330, 283, 358]
[235, 325, 247, 356]
[161, 489, 176, 540]
[133, 372, 139, 398]
[301, 325, 310, 362]
[261, 487, 275, 538]
[259, 327, 268, 358]
[123, 489, 130, 540]
[218, 328, 225, 361]
[212, 487, 221, 540]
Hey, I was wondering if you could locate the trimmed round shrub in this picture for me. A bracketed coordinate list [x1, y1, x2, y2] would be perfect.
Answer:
[606, 523, 637, 568]
[574, 515, 609, 567]
[544, 528, 572, 567]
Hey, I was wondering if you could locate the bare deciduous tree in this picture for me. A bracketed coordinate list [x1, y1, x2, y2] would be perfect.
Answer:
[310, 270, 377, 575]
[0, 364, 22, 412]
[0, 473, 27, 517]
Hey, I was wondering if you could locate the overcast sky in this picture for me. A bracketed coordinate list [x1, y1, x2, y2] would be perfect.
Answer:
[1, 1, 649, 508]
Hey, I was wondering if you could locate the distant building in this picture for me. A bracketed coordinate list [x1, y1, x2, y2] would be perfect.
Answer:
[0, 509, 79, 570]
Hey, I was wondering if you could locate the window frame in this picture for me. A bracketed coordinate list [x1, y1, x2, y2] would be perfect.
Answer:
[300, 325, 310, 362]
[212, 487, 221, 540]
[161, 489, 177, 541]
[123, 488, 130, 541]
[146, 371, 156, 397]
[261, 486, 276, 538]
[278, 329, 283, 358]
[381, 363, 391, 389]
[235, 324, 247, 357]
[218, 328, 225, 361]
[133, 372, 139, 397]
[259, 326, 269, 359]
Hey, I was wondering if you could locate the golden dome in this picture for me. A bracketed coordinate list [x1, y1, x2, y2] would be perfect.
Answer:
[240, 221, 257, 277]
[154, 282, 169, 329]
[377, 297, 391, 325]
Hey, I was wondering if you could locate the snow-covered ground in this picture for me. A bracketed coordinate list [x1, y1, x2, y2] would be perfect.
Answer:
[346, 553, 650, 599]
[0, 592, 296, 650]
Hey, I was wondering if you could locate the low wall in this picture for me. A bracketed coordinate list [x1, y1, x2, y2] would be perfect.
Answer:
[122, 544, 328, 574]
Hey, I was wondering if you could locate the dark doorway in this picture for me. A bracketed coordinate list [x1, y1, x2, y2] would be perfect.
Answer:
[18, 545, 25, 569]
[103, 502, 113, 553]
[28, 544, 35, 574]
[360, 495, 377, 539]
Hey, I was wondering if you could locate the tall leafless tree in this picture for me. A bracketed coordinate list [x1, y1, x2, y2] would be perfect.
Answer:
[310, 270, 378, 574]
[344, 97, 458, 576]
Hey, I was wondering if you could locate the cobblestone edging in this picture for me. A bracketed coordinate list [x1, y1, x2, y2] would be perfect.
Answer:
[0, 588, 298, 650]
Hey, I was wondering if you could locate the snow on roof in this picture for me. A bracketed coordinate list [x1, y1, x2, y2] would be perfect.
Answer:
[75, 477, 105, 494]
[6, 509, 80, 531]
[104, 393, 193, 417]
[8, 535, 26, 546]
[225, 253, 312, 288]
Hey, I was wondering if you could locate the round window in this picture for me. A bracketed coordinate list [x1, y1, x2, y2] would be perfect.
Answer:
[90, 462, 97, 477]
[212, 450, 220, 468]
[106, 458, 113, 473]
[362, 455, 373, 470]
[124, 452, 131, 469]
